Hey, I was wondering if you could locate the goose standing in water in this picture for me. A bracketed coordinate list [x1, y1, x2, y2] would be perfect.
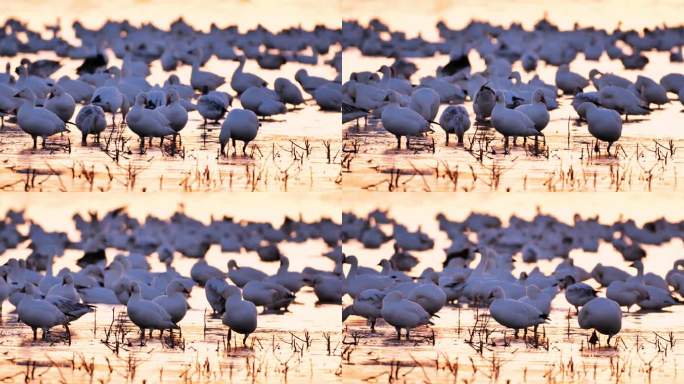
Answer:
[473, 84, 496, 122]
[125, 94, 175, 153]
[221, 285, 258, 346]
[126, 282, 178, 344]
[555, 65, 589, 94]
[563, 276, 598, 313]
[152, 279, 191, 329]
[75, 104, 106, 145]
[274, 77, 304, 109]
[409, 87, 440, 122]
[342, 288, 384, 332]
[381, 290, 432, 340]
[438, 105, 470, 145]
[580, 102, 622, 155]
[197, 91, 231, 125]
[44, 85, 75, 123]
[219, 108, 260, 155]
[231, 56, 267, 94]
[488, 286, 547, 338]
[578, 297, 622, 347]
[491, 91, 539, 153]
[14, 88, 68, 149]
[91, 85, 127, 126]
[515, 89, 549, 149]
[158, 90, 188, 144]
[381, 91, 432, 149]
[190, 54, 225, 94]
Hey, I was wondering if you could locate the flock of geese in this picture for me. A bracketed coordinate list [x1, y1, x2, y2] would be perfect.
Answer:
[341, 210, 684, 345]
[0, 18, 341, 154]
[0, 208, 342, 345]
[342, 19, 684, 154]
[0, 208, 683, 347]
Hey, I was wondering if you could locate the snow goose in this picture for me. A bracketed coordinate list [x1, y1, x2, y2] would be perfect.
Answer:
[239, 86, 286, 119]
[555, 65, 589, 95]
[197, 90, 231, 124]
[438, 105, 470, 145]
[342, 288, 384, 331]
[343, 255, 393, 298]
[190, 259, 226, 287]
[153, 279, 191, 325]
[381, 290, 432, 340]
[578, 297, 622, 346]
[409, 87, 440, 122]
[591, 263, 630, 286]
[295, 69, 328, 95]
[381, 91, 432, 149]
[190, 55, 225, 94]
[519, 284, 553, 316]
[310, 275, 343, 304]
[473, 84, 496, 122]
[126, 282, 178, 343]
[57, 76, 94, 103]
[158, 90, 188, 142]
[274, 77, 304, 109]
[635, 75, 669, 108]
[75, 104, 106, 145]
[488, 286, 547, 338]
[231, 56, 267, 94]
[125, 93, 175, 152]
[205, 277, 229, 316]
[606, 280, 649, 311]
[44, 85, 75, 123]
[563, 277, 598, 312]
[597, 86, 649, 119]
[314, 82, 342, 111]
[408, 283, 446, 315]
[221, 285, 258, 346]
[265, 256, 304, 293]
[227, 259, 267, 287]
[580, 102, 622, 154]
[491, 91, 539, 152]
[91, 85, 126, 125]
[242, 280, 295, 313]
[220, 108, 260, 156]
[14, 88, 68, 149]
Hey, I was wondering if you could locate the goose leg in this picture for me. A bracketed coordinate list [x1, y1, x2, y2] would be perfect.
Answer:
[243, 334, 248, 347]
[32, 136, 37, 149]
[607, 142, 613, 156]
[140, 327, 145, 345]
[514, 328, 519, 339]
[228, 328, 232, 344]
[396, 135, 401, 149]
[243, 142, 247, 156]
[370, 318, 376, 333]
[405, 329, 410, 340]
[65, 324, 71, 343]
[32, 327, 37, 341]
[504, 136, 510, 154]
[395, 326, 401, 340]
[445, 132, 449, 145]
[82, 133, 87, 146]
[457, 134, 464, 145]
[406, 136, 410, 150]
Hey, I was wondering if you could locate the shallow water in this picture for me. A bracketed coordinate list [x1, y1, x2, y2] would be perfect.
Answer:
[340, 192, 684, 384]
[0, 0, 342, 192]
[342, 48, 684, 192]
[0, 193, 342, 383]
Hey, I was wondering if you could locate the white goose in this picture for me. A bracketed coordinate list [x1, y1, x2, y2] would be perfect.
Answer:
[342, 288, 384, 331]
[158, 90, 188, 142]
[488, 286, 547, 338]
[491, 91, 539, 152]
[222, 285, 258, 346]
[578, 297, 622, 346]
[274, 77, 304, 109]
[580, 102, 622, 155]
[44, 85, 75, 123]
[438, 105, 470, 145]
[227, 259, 267, 287]
[75, 104, 107, 145]
[231, 56, 267, 94]
[197, 91, 231, 124]
[381, 91, 432, 149]
[381, 290, 432, 340]
[219, 108, 260, 156]
[152, 279, 191, 326]
[125, 93, 175, 153]
[190, 54, 225, 94]
[126, 282, 178, 344]
[14, 88, 68, 149]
